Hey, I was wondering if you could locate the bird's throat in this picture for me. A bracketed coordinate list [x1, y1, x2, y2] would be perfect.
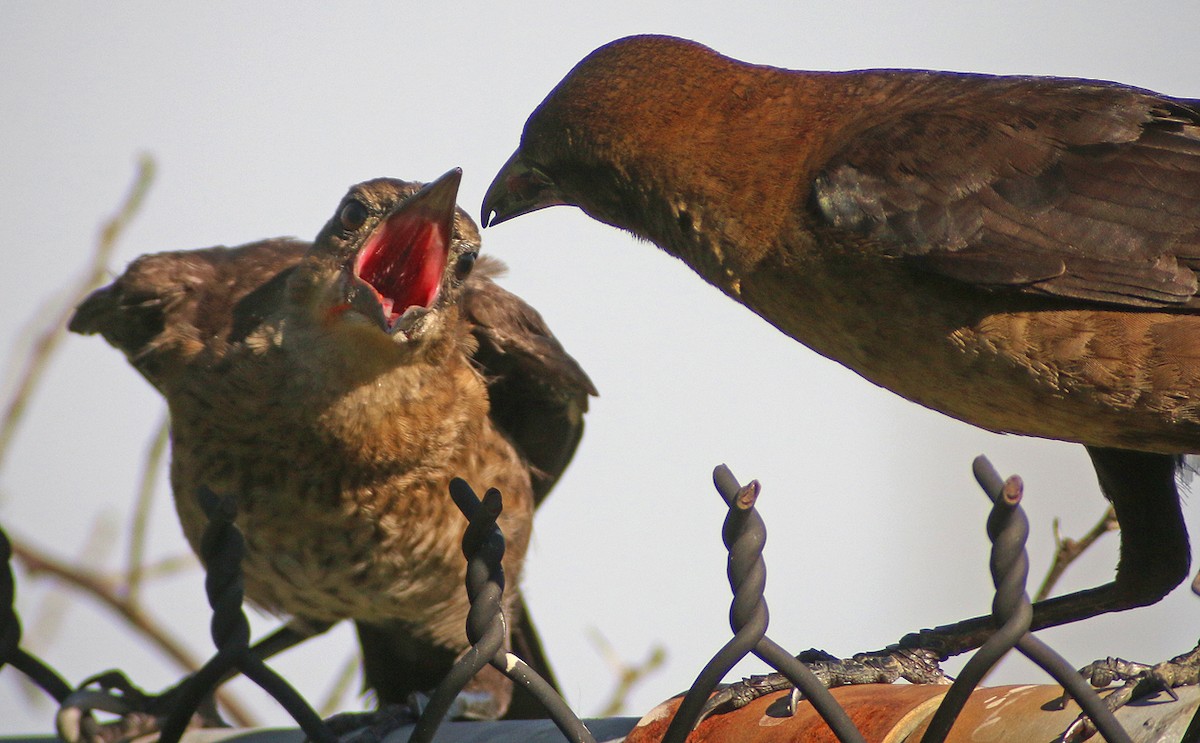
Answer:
[354, 211, 448, 331]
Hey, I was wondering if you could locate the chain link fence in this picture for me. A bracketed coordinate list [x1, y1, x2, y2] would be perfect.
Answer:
[4, 456, 1196, 742]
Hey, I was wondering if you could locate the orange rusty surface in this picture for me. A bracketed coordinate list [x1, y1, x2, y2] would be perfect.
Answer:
[621, 683, 1198, 742]
[622, 683, 949, 743]
[906, 683, 1188, 742]
[908, 684, 1074, 742]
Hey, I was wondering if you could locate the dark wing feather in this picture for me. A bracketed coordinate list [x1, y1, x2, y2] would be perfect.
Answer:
[69, 239, 307, 386]
[464, 258, 597, 506]
[356, 596, 560, 716]
[812, 72, 1200, 309]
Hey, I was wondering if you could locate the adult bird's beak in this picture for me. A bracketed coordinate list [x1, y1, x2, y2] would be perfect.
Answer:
[481, 151, 565, 227]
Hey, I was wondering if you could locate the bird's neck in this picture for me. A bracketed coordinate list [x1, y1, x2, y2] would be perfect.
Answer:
[219, 308, 486, 468]
[581, 70, 871, 297]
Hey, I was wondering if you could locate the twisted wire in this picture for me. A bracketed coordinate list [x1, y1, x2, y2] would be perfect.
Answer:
[661, 465, 865, 743]
[409, 478, 595, 743]
[919, 457, 1132, 743]
[156, 488, 334, 743]
[0, 525, 70, 702]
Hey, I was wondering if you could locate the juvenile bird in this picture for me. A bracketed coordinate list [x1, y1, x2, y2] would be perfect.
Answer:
[72, 170, 595, 720]
[483, 35, 1200, 698]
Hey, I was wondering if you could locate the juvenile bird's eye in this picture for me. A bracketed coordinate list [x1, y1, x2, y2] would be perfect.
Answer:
[340, 200, 369, 231]
[454, 251, 477, 280]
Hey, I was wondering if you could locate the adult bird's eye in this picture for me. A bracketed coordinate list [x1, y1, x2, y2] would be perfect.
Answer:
[454, 251, 477, 280]
[340, 200, 369, 231]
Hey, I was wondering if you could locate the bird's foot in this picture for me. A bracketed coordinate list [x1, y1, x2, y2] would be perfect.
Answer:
[325, 691, 502, 743]
[323, 703, 419, 742]
[1056, 645, 1200, 742]
[698, 647, 949, 722]
[56, 671, 225, 743]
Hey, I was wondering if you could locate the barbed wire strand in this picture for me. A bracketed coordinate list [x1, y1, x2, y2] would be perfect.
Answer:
[0, 526, 71, 703]
[408, 478, 596, 743]
[919, 457, 1133, 743]
[156, 489, 334, 743]
[660, 465, 865, 743]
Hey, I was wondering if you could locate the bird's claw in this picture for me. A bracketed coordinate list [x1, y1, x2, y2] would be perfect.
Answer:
[325, 690, 504, 743]
[696, 647, 949, 725]
[1056, 649, 1200, 741]
[56, 671, 223, 743]
[698, 674, 794, 722]
[324, 703, 421, 743]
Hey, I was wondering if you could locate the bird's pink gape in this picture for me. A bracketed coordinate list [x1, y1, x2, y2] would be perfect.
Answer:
[354, 210, 448, 328]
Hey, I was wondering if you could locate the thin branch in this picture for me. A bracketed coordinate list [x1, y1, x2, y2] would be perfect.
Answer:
[11, 534, 197, 666]
[587, 627, 667, 717]
[126, 416, 170, 603]
[133, 553, 199, 583]
[27, 515, 120, 650]
[0, 156, 269, 730]
[1034, 505, 1119, 602]
[318, 654, 361, 717]
[8, 534, 257, 727]
[0, 155, 156, 474]
[14, 516, 120, 708]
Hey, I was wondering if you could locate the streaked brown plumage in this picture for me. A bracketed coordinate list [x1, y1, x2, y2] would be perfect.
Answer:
[483, 36, 1200, 661]
[71, 170, 595, 717]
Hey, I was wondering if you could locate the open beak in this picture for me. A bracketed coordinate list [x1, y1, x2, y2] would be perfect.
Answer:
[353, 168, 461, 335]
[481, 151, 565, 227]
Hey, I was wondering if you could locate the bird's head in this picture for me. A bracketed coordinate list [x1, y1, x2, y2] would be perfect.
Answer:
[481, 35, 724, 234]
[289, 169, 480, 354]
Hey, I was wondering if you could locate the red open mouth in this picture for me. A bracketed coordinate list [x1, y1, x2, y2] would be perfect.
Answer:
[350, 170, 461, 332]
[353, 208, 448, 330]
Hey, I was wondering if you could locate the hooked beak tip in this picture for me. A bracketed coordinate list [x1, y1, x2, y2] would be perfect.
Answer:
[481, 151, 563, 228]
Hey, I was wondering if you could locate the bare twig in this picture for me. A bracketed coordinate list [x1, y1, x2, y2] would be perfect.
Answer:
[318, 654, 361, 717]
[0, 157, 280, 730]
[16, 516, 120, 708]
[0, 155, 156, 474]
[1034, 506, 1119, 602]
[587, 627, 667, 717]
[8, 534, 257, 727]
[126, 417, 170, 603]
[27, 516, 120, 650]
[132, 554, 198, 583]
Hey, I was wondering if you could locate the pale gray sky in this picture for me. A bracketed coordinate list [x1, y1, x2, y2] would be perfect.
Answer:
[3, 1, 1199, 733]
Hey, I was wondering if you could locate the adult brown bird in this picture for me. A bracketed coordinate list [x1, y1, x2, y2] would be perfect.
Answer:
[71, 169, 595, 722]
[483, 35, 1200, 699]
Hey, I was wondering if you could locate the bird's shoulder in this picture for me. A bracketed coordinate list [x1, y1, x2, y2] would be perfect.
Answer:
[69, 238, 307, 384]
